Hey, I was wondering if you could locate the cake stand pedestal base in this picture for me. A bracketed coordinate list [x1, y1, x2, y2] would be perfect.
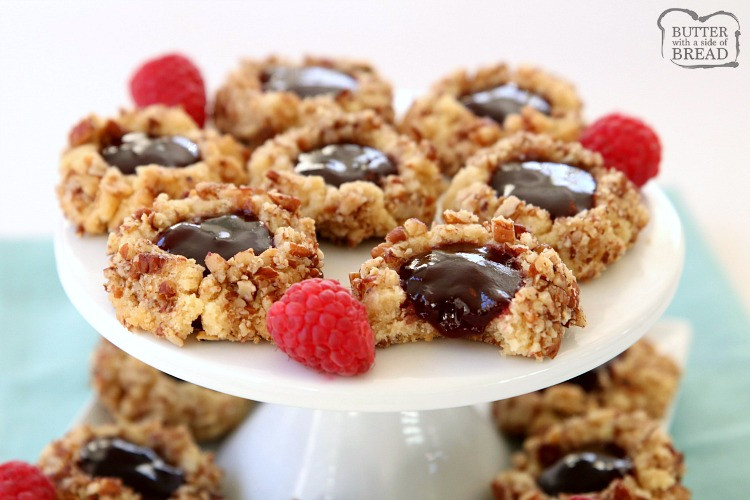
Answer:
[216, 403, 508, 500]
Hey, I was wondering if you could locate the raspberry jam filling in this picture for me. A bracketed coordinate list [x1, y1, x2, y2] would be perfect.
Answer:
[261, 66, 358, 98]
[537, 451, 634, 495]
[294, 143, 397, 187]
[78, 437, 184, 499]
[460, 83, 551, 124]
[156, 213, 273, 270]
[101, 132, 200, 175]
[490, 161, 596, 219]
[398, 243, 522, 338]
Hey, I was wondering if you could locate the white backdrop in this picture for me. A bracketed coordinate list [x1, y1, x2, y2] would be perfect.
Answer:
[1, 0, 747, 310]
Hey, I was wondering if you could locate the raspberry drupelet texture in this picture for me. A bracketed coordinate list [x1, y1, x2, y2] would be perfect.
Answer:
[580, 113, 661, 187]
[130, 53, 207, 126]
[267, 278, 375, 376]
[0, 461, 56, 500]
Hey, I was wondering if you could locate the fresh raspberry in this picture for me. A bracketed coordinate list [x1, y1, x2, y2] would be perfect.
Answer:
[129, 53, 206, 126]
[0, 461, 56, 500]
[267, 278, 375, 376]
[579, 113, 661, 187]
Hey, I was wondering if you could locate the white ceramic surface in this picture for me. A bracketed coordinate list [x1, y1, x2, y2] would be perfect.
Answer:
[219, 405, 507, 500]
[74, 320, 691, 500]
[55, 183, 683, 411]
[215, 321, 691, 500]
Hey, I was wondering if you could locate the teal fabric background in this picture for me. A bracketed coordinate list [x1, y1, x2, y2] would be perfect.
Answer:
[0, 193, 748, 496]
[0, 239, 98, 462]
[664, 196, 750, 498]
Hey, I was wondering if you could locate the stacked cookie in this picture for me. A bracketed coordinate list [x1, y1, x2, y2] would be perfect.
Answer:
[490, 338, 689, 499]
[34, 340, 251, 498]
[38, 419, 224, 499]
[492, 409, 689, 499]
[91, 340, 252, 442]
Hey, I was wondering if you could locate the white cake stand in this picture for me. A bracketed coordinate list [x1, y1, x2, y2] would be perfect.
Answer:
[55, 183, 683, 499]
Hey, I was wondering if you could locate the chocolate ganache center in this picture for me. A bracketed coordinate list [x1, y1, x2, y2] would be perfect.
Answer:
[295, 143, 397, 187]
[490, 161, 596, 219]
[537, 451, 634, 495]
[399, 243, 522, 338]
[78, 437, 185, 499]
[262, 66, 358, 98]
[460, 83, 551, 124]
[101, 132, 200, 175]
[156, 213, 273, 269]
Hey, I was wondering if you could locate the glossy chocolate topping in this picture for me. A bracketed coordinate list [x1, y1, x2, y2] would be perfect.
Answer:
[78, 437, 184, 499]
[262, 66, 357, 98]
[156, 214, 273, 269]
[295, 143, 397, 187]
[101, 132, 200, 175]
[490, 161, 596, 219]
[399, 243, 522, 338]
[460, 83, 551, 124]
[537, 451, 634, 495]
